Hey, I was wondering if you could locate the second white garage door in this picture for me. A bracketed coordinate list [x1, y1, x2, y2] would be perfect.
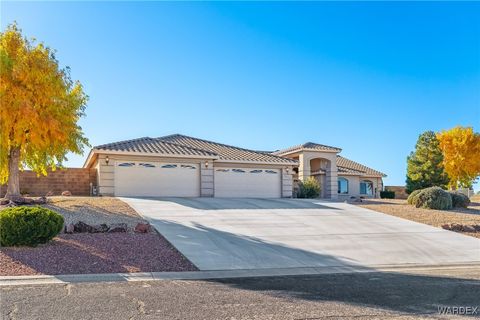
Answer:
[114, 161, 200, 197]
[214, 167, 281, 198]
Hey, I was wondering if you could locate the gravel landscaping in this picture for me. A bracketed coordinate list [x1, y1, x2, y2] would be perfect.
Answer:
[356, 198, 480, 239]
[42, 196, 146, 231]
[0, 233, 197, 276]
[0, 196, 198, 276]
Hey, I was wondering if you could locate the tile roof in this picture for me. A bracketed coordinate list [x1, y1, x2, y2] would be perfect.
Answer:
[337, 156, 386, 177]
[273, 142, 342, 155]
[158, 134, 298, 164]
[94, 137, 218, 157]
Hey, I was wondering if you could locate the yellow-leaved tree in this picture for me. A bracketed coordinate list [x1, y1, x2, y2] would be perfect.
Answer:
[437, 126, 480, 189]
[0, 23, 89, 200]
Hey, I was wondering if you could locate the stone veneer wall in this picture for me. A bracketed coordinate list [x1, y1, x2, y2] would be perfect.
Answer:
[0, 168, 97, 197]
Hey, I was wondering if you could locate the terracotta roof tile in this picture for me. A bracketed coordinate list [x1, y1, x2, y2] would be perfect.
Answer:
[273, 142, 342, 155]
[337, 156, 386, 177]
[158, 134, 298, 164]
[94, 137, 218, 157]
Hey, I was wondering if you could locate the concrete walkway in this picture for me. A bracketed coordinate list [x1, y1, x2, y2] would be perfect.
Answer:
[122, 197, 480, 271]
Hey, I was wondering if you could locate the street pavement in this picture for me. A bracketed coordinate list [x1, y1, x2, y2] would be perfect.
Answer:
[1, 266, 479, 319]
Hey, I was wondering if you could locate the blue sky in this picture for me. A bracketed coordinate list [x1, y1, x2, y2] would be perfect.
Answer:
[1, 1, 479, 189]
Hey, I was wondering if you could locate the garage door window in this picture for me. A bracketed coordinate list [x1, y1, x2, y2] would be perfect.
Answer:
[216, 169, 229, 172]
[181, 165, 196, 169]
[265, 170, 278, 174]
[232, 169, 245, 173]
[118, 162, 135, 167]
[139, 163, 155, 168]
[250, 170, 262, 173]
[161, 164, 177, 168]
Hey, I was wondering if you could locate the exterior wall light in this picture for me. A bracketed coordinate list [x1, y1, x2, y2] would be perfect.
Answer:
[105, 156, 110, 165]
[285, 167, 290, 174]
[205, 160, 209, 168]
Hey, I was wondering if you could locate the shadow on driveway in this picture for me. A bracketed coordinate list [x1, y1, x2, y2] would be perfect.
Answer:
[129, 197, 342, 210]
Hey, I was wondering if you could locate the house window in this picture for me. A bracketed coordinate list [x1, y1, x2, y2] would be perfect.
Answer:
[360, 180, 374, 195]
[338, 177, 349, 194]
[161, 164, 177, 169]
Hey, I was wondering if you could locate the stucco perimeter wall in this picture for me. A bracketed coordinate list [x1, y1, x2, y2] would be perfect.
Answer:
[0, 168, 97, 197]
[337, 175, 383, 200]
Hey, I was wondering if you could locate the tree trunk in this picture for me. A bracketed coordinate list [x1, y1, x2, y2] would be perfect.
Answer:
[5, 147, 21, 200]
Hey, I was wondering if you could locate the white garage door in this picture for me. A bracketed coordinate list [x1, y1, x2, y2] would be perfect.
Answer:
[214, 167, 281, 198]
[114, 161, 200, 197]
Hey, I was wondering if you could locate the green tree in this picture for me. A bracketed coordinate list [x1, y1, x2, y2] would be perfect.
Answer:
[0, 23, 89, 200]
[406, 131, 449, 193]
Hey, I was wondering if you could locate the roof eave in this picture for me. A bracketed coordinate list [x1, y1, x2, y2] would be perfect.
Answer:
[89, 149, 220, 161]
[214, 159, 298, 166]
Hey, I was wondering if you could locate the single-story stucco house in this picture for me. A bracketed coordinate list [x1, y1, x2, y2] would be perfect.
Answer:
[83, 134, 386, 199]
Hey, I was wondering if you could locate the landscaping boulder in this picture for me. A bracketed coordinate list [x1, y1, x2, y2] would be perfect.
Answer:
[33, 196, 47, 204]
[65, 223, 75, 234]
[74, 221, 94, 233]
[134, 222, 151, 233]
[90, 224, 109, 233]
[474, 225, 480, 232]
[441, 224, 451, 230]
[62, 191, 72, 196]
[108, 223, 127, 233]
[45, 191, 54, 197]
[0, 198, 10, 205]
[462, 225, 476, 233]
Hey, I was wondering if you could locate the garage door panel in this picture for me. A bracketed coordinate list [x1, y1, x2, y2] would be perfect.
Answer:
[214, 167, 281, 198]
[114, 162, 200, 197]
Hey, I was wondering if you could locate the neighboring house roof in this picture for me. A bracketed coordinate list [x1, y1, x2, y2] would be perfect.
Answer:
[94, 137, 218, 157]
[272, 142, 342, 155]
[158, 134, 298, 164]
[337, 156, 386, 177]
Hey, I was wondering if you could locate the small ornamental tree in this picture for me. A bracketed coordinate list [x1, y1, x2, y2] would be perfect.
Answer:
[405, 131, 449, 194]
[437, 126, 480, 189]
[0, 23, 89, 200]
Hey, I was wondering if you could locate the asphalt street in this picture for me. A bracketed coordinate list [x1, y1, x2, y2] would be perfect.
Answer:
[1, 267, 479, 320]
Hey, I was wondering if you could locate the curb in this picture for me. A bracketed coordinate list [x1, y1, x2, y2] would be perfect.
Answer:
[1, 262, 480, 286]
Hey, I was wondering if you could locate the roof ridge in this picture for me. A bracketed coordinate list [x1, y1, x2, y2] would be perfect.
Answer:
[304, 141, 342, 150]
[157, 133, 295, 162]
[152, 137, 218, 156]
[94, 136, 152, 149]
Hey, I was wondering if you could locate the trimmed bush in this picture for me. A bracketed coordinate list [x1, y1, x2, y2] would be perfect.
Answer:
[380, 190, 395, 199]
[414, 187, 452, 210]
[448, 192, 470, 208]
[0, 206, 64, 247]
[297, 177, 321, 198]
[407, 189, 422, 205]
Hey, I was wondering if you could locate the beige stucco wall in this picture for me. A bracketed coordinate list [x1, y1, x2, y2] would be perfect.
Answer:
[337, 175, 383, 200]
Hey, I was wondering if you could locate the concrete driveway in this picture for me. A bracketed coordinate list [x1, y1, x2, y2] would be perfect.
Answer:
[122, 197, 480, 271]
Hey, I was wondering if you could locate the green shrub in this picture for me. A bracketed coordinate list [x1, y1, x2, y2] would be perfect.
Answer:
[448, 192, 470, 208]
[297, 177, 321, 198]
[407, 189, 422, 205]
[380, 190, 395, 199]
[0, 206, 64, 247]
[414, 187, 452, 210]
